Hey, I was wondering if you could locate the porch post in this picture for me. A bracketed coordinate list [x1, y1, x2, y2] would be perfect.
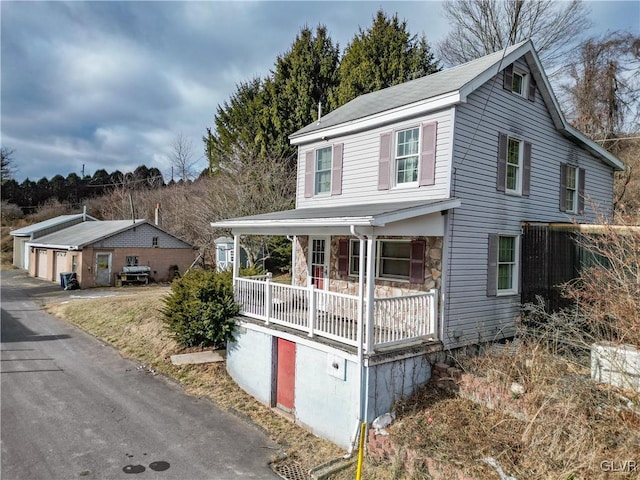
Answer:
[365, 236, 376, 354]
[232, 234, 240, 286]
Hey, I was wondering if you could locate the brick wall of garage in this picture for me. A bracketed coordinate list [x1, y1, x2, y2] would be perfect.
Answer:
[80, 246, 197, 288]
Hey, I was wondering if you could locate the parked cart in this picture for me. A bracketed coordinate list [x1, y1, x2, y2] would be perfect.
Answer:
[116, 265, 151, 286]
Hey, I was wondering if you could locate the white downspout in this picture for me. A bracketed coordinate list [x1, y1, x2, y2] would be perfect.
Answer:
[349, 225, 368, 454]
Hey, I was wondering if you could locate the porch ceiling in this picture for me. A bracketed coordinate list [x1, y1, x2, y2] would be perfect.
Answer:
[210, 198, 460, 236]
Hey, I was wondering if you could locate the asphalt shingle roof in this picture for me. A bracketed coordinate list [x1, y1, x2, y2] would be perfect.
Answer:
[10, 214, 96, 236]
[291, 42, 526, 137]
[31, 220, 147, 248]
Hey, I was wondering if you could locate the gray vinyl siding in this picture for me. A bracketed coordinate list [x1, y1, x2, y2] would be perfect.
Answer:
[442, 57, 615, 349]
[96, 224, 192, 249]
[295, 108, 454, 208]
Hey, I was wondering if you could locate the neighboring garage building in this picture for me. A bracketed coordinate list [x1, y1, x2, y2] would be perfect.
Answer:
[10, 213, 97, 270]
[27, 219, 197, 288]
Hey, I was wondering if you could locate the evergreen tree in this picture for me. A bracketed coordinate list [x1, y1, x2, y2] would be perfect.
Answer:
[269, 25, 340, 163]
[333, 10, 440, 107]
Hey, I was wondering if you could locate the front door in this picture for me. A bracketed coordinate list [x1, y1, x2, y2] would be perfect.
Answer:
[276, 338, 296, 412]
[309, 237, 329, 310]
[95, 253, 111, 286]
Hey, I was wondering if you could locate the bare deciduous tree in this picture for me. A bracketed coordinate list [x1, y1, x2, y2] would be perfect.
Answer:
[563, 32, 640, 141]
[438, 0, 591, 70]
[168, 132, 200, 182]
[209, 154, 296, 267]
[1, 147, 17, 185]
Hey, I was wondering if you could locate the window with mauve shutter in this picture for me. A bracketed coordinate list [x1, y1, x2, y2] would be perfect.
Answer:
[331, 143, 343, 196]
[378, 132, 392, 190]
[337, 239, 349, 276]
[419, 122, 437, 186]
[304, 151, 313, 198]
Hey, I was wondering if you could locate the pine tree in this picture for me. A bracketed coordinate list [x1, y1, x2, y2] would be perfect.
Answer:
[332, 10, 440, 107]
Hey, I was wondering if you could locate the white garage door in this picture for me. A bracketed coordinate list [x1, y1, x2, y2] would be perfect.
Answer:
[36, 249, 49, 279]
[54, 251, 67, 281]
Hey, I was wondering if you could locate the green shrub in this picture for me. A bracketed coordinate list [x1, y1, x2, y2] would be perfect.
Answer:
[161, 268, 238, 348]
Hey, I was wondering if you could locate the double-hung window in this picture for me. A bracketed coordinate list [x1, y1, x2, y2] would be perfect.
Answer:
[565, 165, 578, 213]
[497, 236, 518, 293]
[126, 256, 139, 266]
[497, 133, 531, 196]
[487, 234, 519, 296]
[314, 146, 332, 194]
[305, 144, 343, 198]
[560, 163, 585, 214]
[506, 137, 523, 193]
[395, 127, 420, 185]
[340, 238, 425, 283]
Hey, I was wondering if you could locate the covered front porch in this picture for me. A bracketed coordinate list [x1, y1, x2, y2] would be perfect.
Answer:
[212, 199, 459, 353]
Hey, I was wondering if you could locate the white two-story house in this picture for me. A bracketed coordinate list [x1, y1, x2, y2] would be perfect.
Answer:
[211, 40, 624, 449]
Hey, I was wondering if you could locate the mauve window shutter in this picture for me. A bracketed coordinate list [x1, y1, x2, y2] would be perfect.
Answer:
[578, 168, 586, 214]
[528, 76, 536, 101]
[496, 133, 507, 192]
[503, 64, 514, 91]
[331, 143, 344, 196]
[338, 239, 349, 276]
[409, 239, 426, 284]
[378, 132, 392, 190]
[523, 141, 532, 197]
[559, 163, 567, 211]
[304, 150, 314, 198]
[487, 234, 498, 296]
[419, 122, 437, 186]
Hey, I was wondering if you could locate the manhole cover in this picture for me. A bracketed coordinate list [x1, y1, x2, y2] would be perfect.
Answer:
[272, 461, 309, 480]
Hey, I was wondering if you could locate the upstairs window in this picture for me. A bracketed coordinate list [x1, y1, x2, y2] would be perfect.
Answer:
[506, 137, 523, 193]
[503, 63, 536, 101]
[565, 165, 578, 213]
[378, 123, 437, 190]
[152, 236, 159, 247]
[395, 127, 420, 185]
[497, 133, 531, 196]
[314, 146, 332, 194]
[304, 144, 343, 198]
[511, 70, 525, 95]
[560, 163, 585, 214]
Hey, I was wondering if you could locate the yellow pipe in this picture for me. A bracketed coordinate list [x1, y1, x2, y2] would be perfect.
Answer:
[356, 422, 366, 480]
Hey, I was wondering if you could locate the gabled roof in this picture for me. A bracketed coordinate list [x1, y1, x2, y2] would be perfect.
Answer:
[10, 213, 97, 236]
[28, 220, 148, 249]
[290, 40, 623, 171]
[27, 219, 193, 250]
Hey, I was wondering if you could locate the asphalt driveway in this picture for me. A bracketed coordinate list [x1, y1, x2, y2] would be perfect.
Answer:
[0, 270, 279, 480]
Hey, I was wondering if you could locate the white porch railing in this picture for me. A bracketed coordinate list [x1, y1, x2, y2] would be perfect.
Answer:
[234, 276, 438, 351]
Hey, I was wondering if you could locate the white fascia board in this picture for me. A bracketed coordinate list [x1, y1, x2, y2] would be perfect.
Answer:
[28, 243, 77, 250]
[371, 199, 461, 226]
[290, 92, 461, 145]
[563, 126, 625, 171]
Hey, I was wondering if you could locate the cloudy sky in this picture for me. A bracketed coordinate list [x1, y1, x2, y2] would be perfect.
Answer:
[2, 1, 638, 183]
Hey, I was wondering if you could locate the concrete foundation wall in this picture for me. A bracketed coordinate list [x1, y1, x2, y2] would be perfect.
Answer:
[226, 326, 273, 405]
[366, 353, 433, 421]
[294, 345, 358, 449]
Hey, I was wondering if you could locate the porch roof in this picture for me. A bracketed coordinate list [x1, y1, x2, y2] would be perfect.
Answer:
[211, 198, 460, 235]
